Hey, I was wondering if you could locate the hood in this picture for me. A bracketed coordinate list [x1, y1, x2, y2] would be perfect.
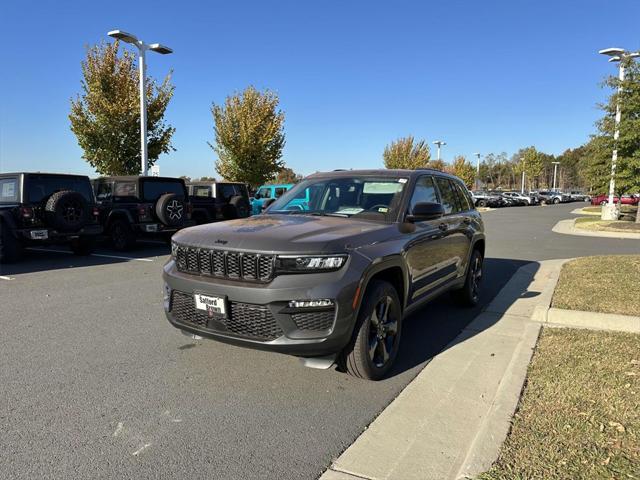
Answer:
[172, 214, 391, 253]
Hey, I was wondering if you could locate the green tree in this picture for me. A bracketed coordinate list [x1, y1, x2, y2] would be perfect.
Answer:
[426, 159, 446, 171]
[271, 166, 302, 184]
[451, 155, 476, 188]
[69, 41, 175, 175]
[210, 86, 285, 187]
[522, 147, 544, 191]
[383, 136, 430, 169]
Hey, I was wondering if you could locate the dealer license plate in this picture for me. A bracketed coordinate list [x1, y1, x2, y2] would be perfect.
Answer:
[194, 293, 226, 316]
[30, 230, 48, 240]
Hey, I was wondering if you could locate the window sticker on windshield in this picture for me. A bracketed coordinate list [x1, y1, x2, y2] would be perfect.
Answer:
[363, 182, 404, 194]
[336, 207, 364, 215]
[378, 207, 389, 213]
[398, 178, 408, 184]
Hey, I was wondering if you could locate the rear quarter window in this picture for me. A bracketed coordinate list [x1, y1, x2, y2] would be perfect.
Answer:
[0, 178, 18, 202]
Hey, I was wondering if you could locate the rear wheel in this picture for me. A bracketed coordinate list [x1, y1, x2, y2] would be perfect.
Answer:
[452, 249, 483, 307]
[109, 219, 136, 251]
[477, 199, 487, 208]
[0, 219, 22, 263]
[553, 197, 560, 204]
[340, 280, 402, 380]
[600, 200, 607, 206]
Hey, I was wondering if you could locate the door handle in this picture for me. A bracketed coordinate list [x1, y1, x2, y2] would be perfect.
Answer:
[438, 223, 448, 231]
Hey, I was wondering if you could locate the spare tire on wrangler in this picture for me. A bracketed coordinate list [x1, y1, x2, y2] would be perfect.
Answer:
[44, 190, 89, 232]
[229, 195, 251, 218]
[156, 193, 186, 227]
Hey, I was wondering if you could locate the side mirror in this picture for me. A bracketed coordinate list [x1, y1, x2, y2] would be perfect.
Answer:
[254, 193, 261, 199]
[406, 202, 445, 222]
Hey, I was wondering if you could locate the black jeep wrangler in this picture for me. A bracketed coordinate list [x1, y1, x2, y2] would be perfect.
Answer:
[187, 181, 251, 225]
[0, 172, 102, 263]
[93, 176, 193, 251]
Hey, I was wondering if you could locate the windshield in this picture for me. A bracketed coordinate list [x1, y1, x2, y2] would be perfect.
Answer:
[267, 176, 407, 221]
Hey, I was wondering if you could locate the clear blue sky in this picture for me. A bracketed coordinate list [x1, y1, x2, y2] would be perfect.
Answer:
[1, 0, 639, 179]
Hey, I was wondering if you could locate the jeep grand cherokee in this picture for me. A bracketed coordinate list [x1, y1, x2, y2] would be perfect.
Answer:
[163, 169, 485, 380]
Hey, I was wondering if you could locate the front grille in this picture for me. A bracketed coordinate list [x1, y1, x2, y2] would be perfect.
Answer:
[175, 245, 275, 282]
[170, 291, 283, 341]
[292, 310, 335, 331]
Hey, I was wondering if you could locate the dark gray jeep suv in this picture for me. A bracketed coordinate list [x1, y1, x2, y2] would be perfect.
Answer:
[163, 169, 485, 380]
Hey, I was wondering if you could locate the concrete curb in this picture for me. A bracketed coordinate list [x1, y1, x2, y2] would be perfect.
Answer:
[570, 207, 600, 216]
[552, 218, 640, 239]
[545, 308, 640, 333]
[319, 259, 568, 480]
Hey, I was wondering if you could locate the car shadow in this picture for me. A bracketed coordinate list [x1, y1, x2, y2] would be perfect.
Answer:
[0, 240, 170, 276]
[386, 257, 537, 379]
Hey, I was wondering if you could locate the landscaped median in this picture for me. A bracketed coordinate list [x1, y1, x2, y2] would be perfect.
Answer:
[478, 328, 640, 480]
[480, 255, 640, 480]
[571, 205, 639, 234]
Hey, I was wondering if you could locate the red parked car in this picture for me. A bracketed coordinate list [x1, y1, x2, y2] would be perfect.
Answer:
[590, 194, 639, 206]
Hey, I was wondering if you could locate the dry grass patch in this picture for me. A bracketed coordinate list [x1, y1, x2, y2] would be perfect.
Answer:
[479, 328, 640, 480]
[574, 217, 640, 233]
[552, 255, 640, 316]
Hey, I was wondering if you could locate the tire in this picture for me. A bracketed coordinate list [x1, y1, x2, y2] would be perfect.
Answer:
[70, 237, 94, 256]
[109, 219, 136, 251]
[0, 219, 22, 263]
[339, 280, 402, 381]
[229, 196, 250, 218]
[452, 249, 483, 307]
[553, 198, 560, 204]
[156, 193, 186, 227]
[600, 200, 607, 206]
[44, 190, 89, 232]
[477, 200, 487, 208]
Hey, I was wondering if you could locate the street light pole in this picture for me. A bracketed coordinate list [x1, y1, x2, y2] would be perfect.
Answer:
[473, 152, 481, 190]
[552, 161, 560, 191]
[433, 140, 446, 161]
[520, 157, 526, 195]
[108, 30, 173, 176]
[598, 47, 640, 220]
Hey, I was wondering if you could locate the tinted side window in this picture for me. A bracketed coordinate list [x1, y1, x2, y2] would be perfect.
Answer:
[96, 182, 113, 201]
[0, 178, 18, 202]
[258, 188, 271, 198]
[435, 177, 460, 214]
[409, 176, 439, 211]
[275, 187, 287, 198]
[219, 185, 239, 200]
[114, 181, 138, 200]
[193, 186, 211, 197]
[453, 182, 472, 211]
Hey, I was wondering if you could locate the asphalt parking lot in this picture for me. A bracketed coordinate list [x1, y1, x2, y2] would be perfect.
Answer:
[1, 204, 638, 480]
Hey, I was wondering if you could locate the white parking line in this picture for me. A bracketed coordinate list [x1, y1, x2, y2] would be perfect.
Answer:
[26, 248, 154, 262]
[0, 275, 13, 281]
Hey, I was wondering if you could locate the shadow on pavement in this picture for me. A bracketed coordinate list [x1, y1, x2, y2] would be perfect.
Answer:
[0, 241, 170, 276]
[387, 257, 536, 378]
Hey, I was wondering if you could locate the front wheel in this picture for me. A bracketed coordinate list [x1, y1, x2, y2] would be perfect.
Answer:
[340, 280, 402, 380]
[452, 249, 483, 307]
[553, 198, 560, 204]
[600, 200, 607, 206]
[110, 219, 136, 251]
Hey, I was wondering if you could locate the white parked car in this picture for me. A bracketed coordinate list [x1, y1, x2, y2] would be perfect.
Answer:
[502, 191, 535, 205]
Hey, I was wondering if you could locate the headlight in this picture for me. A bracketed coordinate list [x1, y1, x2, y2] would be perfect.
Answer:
[275, 254, 347, 273]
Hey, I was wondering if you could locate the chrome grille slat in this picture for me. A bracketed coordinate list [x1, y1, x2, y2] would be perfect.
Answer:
[175, 245, 274, 282]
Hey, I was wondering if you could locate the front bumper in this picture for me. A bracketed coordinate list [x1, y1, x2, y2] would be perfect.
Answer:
[162, 258, 364, 357]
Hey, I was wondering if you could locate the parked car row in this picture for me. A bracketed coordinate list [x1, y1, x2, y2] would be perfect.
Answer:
[590, 193, 639, 206]
[471, 189, 593, 208]
[0, 172, 258, 263]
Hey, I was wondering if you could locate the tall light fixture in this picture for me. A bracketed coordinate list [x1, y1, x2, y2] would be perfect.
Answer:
[108, 30, 173, 176]
[551, 161, 561, 191]
[473, 152, 481, 191]
[433, 140, 446, 161]
[598, 47, 639, 220]
[520, 157, 526, 194]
